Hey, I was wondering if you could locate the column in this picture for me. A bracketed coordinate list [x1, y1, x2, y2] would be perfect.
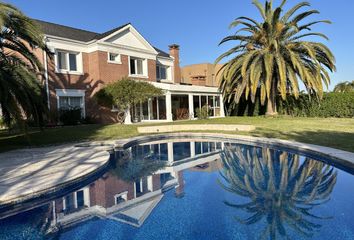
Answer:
[220, 94, 225, 117]
[190, 141, 196, 158]
[166, 91, 173, 121]
[188, 93, 194, 119]
[167, 142, 174, 165]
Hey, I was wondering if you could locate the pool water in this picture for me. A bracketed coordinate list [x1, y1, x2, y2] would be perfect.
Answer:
[0, 139, 354, 240]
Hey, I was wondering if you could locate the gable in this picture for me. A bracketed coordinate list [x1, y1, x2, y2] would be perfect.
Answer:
[102, 25, 157, 54]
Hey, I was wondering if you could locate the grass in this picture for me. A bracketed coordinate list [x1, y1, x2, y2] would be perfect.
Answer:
[1, 116, 354, 153]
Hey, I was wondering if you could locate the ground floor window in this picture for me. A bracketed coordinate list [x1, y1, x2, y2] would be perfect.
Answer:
[56, 89, 86, 118]
[172, 95, 189, 120]
[193, 95, 221, 118]
[138, 96, 166, 121]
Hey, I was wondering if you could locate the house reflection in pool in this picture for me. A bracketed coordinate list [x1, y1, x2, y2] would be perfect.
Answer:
[48, 140, 225, 230]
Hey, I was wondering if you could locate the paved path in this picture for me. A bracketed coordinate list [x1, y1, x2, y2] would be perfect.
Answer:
[0, 144, 112, 205]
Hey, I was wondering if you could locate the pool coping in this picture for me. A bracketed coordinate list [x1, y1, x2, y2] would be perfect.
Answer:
[113, 133, 354, 172]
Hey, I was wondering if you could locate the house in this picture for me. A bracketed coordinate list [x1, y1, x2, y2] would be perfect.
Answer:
[181, 63, 224, 87]
[33, 19, 225, 124]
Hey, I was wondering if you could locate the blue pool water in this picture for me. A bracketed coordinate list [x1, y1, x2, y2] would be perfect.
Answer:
[0, 138, 354, 240]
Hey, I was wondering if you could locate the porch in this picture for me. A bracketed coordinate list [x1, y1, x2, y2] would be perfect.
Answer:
[126, 83, 225, 123]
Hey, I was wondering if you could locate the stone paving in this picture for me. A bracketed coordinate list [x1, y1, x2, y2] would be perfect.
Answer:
[0, 144, 112, 204]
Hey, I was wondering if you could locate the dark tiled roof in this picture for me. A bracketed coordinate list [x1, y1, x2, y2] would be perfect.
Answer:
[154, 47, 170, 58]
[33, 19, 171, 58]
[34, 19, 98, 42]
[96, 23, 131, 40]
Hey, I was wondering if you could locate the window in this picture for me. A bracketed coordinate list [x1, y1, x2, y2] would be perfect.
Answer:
[57, 50, 79, 72]
[108, 52, 121, 63]
[130, 57, 144, 75]
[156, 65, 167, 80]
[59, 96, 83, 110]
[114, 192, 128, 205]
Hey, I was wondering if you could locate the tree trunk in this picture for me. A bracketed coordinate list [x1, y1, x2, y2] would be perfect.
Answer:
[266, 80, 278, 116]
[124, 105, 132, 124]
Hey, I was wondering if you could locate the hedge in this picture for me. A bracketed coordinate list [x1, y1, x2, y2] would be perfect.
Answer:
[227, 92, 354, 118]
[278, 92, 354, 118]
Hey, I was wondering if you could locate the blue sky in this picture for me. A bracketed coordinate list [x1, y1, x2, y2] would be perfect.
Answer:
[6, 0, 354, 90]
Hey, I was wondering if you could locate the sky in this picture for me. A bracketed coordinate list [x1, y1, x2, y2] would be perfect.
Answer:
[6, 0, 354, 90]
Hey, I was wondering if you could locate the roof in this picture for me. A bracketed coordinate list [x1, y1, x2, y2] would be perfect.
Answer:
[34, 19, 98, 42]
[33, 19, 171, 58]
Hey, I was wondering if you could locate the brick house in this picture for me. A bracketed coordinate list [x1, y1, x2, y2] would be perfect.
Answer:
[33, 19, 225, 124]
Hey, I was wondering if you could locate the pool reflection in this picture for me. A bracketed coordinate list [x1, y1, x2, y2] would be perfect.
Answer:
[219, 144, 337, 239]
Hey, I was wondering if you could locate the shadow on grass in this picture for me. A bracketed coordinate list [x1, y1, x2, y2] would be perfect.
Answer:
[252, 129, 354, 152]
[0, 124, 133, 153]
[1, 124, 354, 153]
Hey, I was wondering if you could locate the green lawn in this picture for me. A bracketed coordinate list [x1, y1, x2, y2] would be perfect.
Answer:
[1, 116, 354, 153]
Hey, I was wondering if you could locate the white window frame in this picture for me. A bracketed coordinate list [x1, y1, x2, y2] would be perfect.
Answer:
[55, 49, 83, 75]
[128, 56, 148, 78]
[114, 191, 128, 205]
[56, 89, 86, 117]
[107, 52, 121, 64]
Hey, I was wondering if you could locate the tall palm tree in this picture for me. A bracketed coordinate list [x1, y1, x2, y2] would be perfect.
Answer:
[333, 81, 354, 93]
[0, 3, 49, 128]
[216, 0, 336, 115]
[219, 144, 337, 239]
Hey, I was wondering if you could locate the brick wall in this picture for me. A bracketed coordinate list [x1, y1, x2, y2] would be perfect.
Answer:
[40, 49, 159, 123]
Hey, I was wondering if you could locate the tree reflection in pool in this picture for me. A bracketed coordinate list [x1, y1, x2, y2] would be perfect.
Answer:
[219, 144, 337, 239]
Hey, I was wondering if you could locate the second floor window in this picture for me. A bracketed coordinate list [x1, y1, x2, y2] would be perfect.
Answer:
[57, 50, 79, 72]
[108, 52, 121, 63]
[156, 65, 167, 80]
[130, 57, 144, 75]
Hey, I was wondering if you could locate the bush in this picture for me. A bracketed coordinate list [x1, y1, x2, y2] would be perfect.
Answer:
[59, 107, 82, 125]
[278, 92, 354, 118]
[196, 105, 210, 119]
[0, 118, 5, 129]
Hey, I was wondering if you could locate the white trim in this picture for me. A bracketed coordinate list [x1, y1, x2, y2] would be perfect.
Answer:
[150, 82, 220, 94]
[98, 24, 158, 54]
[55, 89, 86, 97]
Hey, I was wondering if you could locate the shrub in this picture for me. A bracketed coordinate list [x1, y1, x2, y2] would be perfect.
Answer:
[196, 105, 210, 119]
[0, 118, 5, 129]
[59, 107, 82, 125]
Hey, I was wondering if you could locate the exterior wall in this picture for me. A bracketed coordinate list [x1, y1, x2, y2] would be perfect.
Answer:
[41, 47, 160, 124]
[89, 173, 135, 209]
[181, 63, 223, 87]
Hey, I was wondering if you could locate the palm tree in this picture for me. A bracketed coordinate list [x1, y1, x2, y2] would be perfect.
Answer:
[0, 3, 49, 128]
[216, 0, 336, 116]
[333, 81, 354, 93]
[219, 144, 337, 239]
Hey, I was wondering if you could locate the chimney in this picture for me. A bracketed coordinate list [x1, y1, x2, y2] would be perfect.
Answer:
[169, 44, 181, 84]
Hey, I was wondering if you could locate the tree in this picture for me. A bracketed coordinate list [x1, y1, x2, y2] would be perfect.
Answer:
[333, 81, 354, 93]
[95, 77, 163, 124]
[219, 144, 337, 239]
[216, 0, 336, 116]
[0, 3, 50, 128]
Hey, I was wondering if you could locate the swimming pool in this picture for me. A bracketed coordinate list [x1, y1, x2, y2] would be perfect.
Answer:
[0, 137, 353, 240]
